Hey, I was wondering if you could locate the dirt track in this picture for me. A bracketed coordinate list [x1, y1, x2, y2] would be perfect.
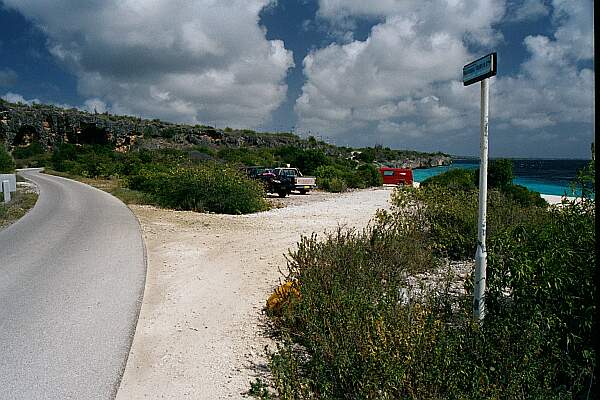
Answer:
[116, 188, 393, 399]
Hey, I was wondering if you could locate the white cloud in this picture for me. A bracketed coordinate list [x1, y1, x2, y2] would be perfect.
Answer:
[508, 0, 550, 21]
[318, 0, 506, 46]
[295, 0, 593, 154]
[83, 98, 109, 114]
[3, 0, 293, 128]
[2, 92, 39, 105]
[495, 0, 594, 131]
[295, 1, 504, 148]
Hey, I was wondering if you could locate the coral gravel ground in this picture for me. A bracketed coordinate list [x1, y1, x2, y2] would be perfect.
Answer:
[115, 188, 393, 399]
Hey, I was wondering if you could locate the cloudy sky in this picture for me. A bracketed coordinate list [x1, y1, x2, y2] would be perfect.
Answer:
[0, 0, 594, 158]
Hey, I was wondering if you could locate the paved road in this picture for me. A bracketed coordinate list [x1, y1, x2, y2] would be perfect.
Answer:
[0, 170, 146, 399]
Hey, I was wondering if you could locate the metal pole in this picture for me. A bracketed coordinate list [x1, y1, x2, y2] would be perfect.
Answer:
[473, 78, 489, 322]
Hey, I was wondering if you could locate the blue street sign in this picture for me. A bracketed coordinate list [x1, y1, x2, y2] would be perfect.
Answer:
[463, 53, 497, 86]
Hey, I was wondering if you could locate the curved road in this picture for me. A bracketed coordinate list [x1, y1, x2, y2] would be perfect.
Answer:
[0, 169, 146, 399]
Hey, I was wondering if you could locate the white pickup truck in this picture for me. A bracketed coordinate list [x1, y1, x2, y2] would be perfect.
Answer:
[272, 168, 317, 194]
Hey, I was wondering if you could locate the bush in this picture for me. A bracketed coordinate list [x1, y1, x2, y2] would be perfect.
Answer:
[316, 164, 382, 192]
[502, 183, 547, 207]
[355, 164, 382, 187]
[263, 185, 595, 398]
[483, 158, 514, 189]
[421, 168, 476, 191]
[422, 164, 546, 208]
[315, 165, 348, 192]
[398, 185, 545, 260]
[275, 146, 329, 175]
[0, 146, 16, 173]
[485, 199, 595, 394]
[217, 147, 275, 167]
[322, 177, 347, 193]
[11, 142, 46, 159]
[128, 163, 269, 214]
[160, 127, 177, 139]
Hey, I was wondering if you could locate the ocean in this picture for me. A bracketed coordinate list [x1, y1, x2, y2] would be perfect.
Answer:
[412, 158, 593, 197]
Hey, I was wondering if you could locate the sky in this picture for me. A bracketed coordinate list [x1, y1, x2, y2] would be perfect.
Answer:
[0, 0, 594, 158]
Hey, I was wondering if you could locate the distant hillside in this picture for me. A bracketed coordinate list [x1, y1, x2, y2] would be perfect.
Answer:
[0, 99, 451, 168]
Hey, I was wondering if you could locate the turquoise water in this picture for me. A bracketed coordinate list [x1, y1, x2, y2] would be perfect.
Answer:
[413, 160, 592, 197]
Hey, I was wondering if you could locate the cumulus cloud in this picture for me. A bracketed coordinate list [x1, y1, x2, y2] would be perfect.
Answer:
[2, 92, 39, 105]
[3, 0, 293, 127]
[507, 0, 550, 21]
[295, 0, 593, 154]
[495, 0, 594, 131]
[0, 68, 18, 87]
[83, 98, 109, 114]
[295, 1, 504, 149]
[318, 0, 505, 46]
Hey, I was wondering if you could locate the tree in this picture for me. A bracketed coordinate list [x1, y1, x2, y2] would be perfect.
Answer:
[0, 146, 16, 173]
[474, 159, 513, 189]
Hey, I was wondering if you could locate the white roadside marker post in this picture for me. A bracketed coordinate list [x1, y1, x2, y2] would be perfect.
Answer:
[474, 78, 489, 321]
[2, 180, 10, 203]
[463, 53, 497, 322]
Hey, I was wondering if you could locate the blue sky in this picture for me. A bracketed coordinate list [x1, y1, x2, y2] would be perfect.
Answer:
[0, 0, 594, 158]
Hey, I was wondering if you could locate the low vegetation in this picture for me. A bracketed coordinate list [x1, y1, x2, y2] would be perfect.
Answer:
[8, 138, 398, 213]
[422, 158, 547, 207]
[0, 190, 38, 229]
[261, 162, 595, 399]
[128, 164, 269, 214]
[0, 145, 16, 173]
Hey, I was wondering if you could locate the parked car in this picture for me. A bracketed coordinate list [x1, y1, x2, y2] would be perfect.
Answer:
[242, 166, 294, 197]
[379, 167, 413, 185]
[272, 167, 317, 194]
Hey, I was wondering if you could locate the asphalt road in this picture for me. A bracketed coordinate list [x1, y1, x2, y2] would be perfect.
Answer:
[0, 170, 146, 399]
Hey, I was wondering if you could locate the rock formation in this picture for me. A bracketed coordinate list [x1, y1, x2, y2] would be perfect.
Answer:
[0, 99, 451, 168]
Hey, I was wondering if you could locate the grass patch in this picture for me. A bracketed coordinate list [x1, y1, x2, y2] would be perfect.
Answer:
[0, 189, 38, 229]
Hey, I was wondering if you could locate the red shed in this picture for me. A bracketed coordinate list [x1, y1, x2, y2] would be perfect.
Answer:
[379, 167, 413, 185]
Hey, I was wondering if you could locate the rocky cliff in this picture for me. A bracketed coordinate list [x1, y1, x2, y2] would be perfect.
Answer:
[0, 99, 451, 168]
[0, 100, 304, 152]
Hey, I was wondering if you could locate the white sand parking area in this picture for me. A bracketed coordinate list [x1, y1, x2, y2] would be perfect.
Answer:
[116, 188, 392, 399]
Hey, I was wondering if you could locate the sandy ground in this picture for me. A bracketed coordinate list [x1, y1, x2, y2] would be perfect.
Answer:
[115, 188, 393, 399]
[540, 194, 578, 205]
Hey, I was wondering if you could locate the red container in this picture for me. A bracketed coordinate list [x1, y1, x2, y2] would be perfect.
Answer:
[379, 167, 413, 185]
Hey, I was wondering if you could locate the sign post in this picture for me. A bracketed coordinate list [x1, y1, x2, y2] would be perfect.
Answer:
[463, 53, 496, 322]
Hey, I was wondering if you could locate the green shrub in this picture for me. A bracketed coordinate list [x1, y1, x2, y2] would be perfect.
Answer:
[316, 165, 348, 192]
[355, 164, 382, 187]
[12, 142, 46, 159]
[160, 127, 177, 139]
[502, 183, 547, 207]
[421, 168, 476, 191]
[484, 158, 514, 189]
[322, 177, 347, 193]
[275, 146, 329, 175]
[485, 198, 595, 394]
[128, 163, 268, 214]
[422, 164, 546, 209]
[571, 159, 595, 199]
[0, 146, 16, 173]
[316, 164, 381, 192]
[264, 186, 595, 399]
[394, 185, 543, 260]
[217, 147, 275, 167]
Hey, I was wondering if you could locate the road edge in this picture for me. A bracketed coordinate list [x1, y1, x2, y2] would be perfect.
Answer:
[110, 203, 149, 400]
